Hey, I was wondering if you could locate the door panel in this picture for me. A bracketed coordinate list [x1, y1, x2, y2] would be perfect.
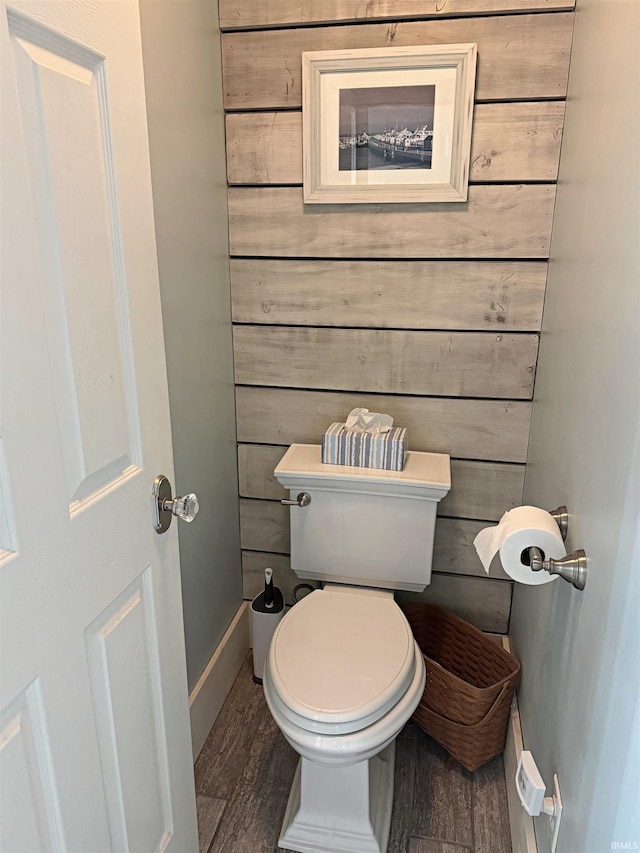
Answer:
[0, 682, 65, 852]
[0, 440, 17, 559]
[9, 11, 142, 508]
[85, 568, 172, 853]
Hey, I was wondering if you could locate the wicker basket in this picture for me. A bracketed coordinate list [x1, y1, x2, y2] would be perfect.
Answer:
[403, 603, 521, 772]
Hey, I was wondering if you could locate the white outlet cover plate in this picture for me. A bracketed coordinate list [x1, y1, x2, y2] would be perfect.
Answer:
[516, 750, 546, 815]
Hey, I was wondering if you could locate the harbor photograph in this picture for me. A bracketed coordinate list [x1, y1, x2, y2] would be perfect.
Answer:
[338, 84, 435, 171]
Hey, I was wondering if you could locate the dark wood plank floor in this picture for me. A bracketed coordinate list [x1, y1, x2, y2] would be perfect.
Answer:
[194, 655, 512, 853]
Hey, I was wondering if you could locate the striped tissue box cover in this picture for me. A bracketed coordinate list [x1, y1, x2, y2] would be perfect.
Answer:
[321, 422, 407, 471]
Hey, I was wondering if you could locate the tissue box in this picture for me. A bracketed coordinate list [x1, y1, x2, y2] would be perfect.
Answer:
[322, 422, 407, 471]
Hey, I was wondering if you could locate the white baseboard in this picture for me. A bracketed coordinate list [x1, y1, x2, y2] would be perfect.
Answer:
[502, 637, 537, 853]
[189, 601, 250, 762]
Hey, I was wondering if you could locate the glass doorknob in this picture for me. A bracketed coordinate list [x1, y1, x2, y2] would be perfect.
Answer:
[152, 475, 199, 534]
[168, 493, 199, 523]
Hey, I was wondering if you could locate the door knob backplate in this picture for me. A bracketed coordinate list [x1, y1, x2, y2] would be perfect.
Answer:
[152, 474, 199, 534]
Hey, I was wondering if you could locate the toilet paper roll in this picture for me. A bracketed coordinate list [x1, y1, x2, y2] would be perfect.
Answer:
[473, 506, 566, 585]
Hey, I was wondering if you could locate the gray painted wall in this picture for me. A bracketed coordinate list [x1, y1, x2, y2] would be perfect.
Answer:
[510, 1, 640, 851]
[139, 0, 243, 692]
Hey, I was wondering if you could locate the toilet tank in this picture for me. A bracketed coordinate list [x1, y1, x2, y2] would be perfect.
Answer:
[274, 444, 451, 592]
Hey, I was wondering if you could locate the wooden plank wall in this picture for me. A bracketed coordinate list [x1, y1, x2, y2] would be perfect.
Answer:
[220, 1, 575, 633]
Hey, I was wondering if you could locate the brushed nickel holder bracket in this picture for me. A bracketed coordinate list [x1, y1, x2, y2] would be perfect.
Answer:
[529, 547, 587, 591]
[549, 505, 568, 541]
[527, 506, 587, 590]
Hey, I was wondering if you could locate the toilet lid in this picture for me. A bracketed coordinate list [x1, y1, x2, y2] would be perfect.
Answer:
[268, 587, 416, 734]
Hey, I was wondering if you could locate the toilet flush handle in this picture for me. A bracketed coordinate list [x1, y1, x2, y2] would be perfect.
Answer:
[281, 492, 311, 507]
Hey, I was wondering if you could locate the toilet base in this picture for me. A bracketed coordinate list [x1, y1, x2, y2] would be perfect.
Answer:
[278, 742, 395, 853]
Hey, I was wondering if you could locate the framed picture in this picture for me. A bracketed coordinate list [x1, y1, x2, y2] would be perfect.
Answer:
[302, 44, 477, 204]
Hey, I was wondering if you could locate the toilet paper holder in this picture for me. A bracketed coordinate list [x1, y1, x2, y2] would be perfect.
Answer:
[527, 506, 588, 591]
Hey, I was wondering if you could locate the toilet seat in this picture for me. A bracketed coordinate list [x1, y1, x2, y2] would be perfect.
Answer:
[264, 641, 425, 767]
[267, 587, 416, 736]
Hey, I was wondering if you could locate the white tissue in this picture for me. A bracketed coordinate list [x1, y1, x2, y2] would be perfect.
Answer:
[345, 407, 393, 435]
[473, 506, 566, 585]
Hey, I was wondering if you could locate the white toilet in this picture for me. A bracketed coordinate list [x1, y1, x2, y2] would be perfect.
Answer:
[263, 443, 451, 853]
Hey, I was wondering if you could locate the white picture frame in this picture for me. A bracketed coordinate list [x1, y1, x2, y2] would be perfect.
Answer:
[302, 44, 477, 204]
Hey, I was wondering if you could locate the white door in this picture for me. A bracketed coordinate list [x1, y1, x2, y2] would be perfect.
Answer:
[0, 2, 198, 850]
